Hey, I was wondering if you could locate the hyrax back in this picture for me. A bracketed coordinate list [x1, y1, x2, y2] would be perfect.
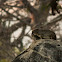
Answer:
[32, 29, 56, 40]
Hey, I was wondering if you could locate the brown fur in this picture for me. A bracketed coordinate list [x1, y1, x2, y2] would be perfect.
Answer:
[32, 29, 56, 40]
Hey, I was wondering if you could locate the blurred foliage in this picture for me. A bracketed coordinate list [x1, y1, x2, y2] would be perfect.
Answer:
[0, 0, 62, 62]
[0, 42, 2, 46]
[0, 59, 10, 62]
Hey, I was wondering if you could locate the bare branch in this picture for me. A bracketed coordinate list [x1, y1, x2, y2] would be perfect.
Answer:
[21, 0, 38, 14]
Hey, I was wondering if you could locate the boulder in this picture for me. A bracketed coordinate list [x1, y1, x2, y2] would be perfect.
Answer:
[12, 39, 62, 62]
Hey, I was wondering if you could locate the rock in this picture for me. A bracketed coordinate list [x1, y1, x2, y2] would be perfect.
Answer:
[12, 39, 62, 62]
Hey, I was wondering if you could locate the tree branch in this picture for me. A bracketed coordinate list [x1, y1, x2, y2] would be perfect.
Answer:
[21, 0, 38, 14]
[44, 14, 62, 29]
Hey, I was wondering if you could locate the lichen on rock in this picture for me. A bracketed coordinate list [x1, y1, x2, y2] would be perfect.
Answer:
[12, 39, 62, 62]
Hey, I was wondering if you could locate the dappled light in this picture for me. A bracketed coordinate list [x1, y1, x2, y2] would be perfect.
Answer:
[0, 0, 62, 62]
